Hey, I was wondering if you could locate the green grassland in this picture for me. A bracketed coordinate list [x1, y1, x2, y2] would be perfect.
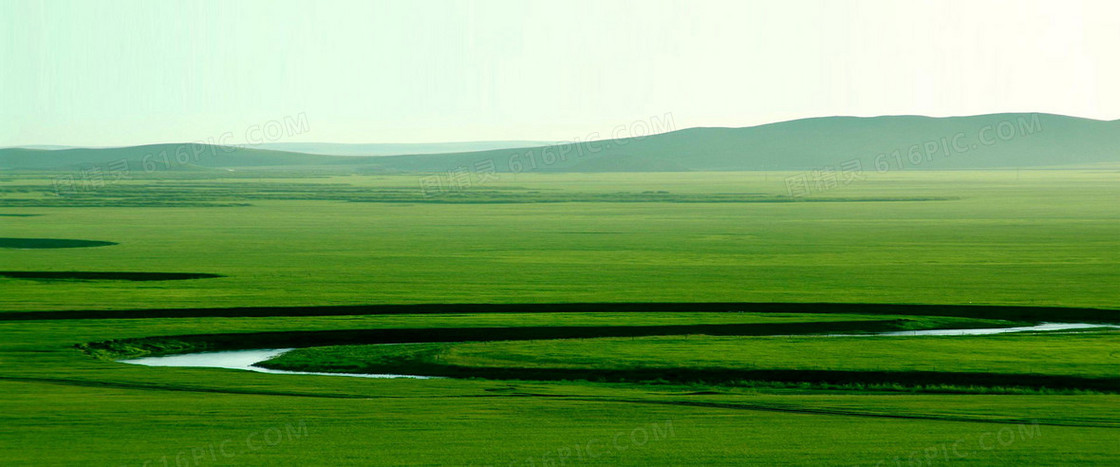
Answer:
[1, 169, 1119, 465]
[2, 312, 1120, 465]
[2, 170, 1118, 311]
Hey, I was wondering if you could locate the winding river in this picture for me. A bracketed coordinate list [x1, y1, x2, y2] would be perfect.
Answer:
[833, 322, 1120, 337]
[122, 348, 433, 379]
[121, 322, 1119, 379]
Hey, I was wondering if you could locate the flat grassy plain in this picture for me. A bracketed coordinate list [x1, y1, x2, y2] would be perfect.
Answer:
[1, 169, 1118, 465]
[2, 170, 1119, 311]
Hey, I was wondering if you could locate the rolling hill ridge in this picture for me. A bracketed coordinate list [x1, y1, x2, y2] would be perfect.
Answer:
[2, 113, 1116, 173]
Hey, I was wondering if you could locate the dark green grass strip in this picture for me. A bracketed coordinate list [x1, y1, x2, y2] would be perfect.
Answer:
[0, 376, 370, 399]
[0, 271, 224, 281]
[0, 237, 117, 249]
[79, 320, 907, 358]
[9, 302, 1119, 322]
[342, 365, 1120, 394]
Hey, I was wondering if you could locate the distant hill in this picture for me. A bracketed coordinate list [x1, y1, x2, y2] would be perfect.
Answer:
[352, 113, 1118, 173]
[2, 114, 1116, 172]
[0, 144, 344, 171]
[254, 141, 557, 156]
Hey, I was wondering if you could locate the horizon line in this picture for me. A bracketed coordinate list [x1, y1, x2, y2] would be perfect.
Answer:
[4, 111, 1115, 149]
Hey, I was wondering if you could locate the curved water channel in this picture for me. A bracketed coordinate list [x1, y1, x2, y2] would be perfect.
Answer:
[122, 348, 434, 379]
[121, 322, 1120, 379]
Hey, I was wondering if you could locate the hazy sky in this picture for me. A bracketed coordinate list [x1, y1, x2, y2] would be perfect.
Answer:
[2, 0, 1119, 146]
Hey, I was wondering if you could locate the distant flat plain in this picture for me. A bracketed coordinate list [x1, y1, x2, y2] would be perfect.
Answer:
[2, 170, 1117, 311]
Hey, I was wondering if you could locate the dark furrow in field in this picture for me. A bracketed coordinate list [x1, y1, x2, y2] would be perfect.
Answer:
[0, 375, 532, 401]
[259, 359, 1120, 394]
[7, 302, 1120, 322]
[0, 237, 117, 249]
[76, 320, 925, 358]
[0, 271, 224, 281]
[78, 321, 923, 367]
[503, 367, 1120, 393]
[0, 375, 371, 399]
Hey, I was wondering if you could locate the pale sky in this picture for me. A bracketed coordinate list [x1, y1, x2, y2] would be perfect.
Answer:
[2, 0, 1119, 146]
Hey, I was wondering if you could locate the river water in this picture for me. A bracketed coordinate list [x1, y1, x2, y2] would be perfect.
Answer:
[121, 348, 432, 379]
[121, 322, 1119, 379]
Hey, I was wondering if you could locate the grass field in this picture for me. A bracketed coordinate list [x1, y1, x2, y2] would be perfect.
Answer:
[1, 170, 1118, 465]
[2, 170, 1118, 311]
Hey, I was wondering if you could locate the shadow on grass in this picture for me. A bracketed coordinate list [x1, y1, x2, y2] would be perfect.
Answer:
[80, 320, 913, 358]
[348, 364, 1120, 393]
[11, 302, 1119, 322]
[0, 271, 224, 281]
[0, 237, 117, 249]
